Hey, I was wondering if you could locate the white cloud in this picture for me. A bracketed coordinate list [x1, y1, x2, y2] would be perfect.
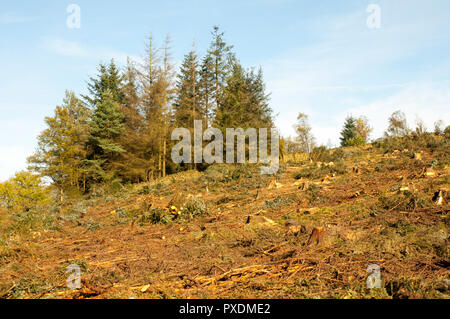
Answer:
[264, 3, 450, 146]
[42, 38, 138, 65]
[0, 13, 38, 25]
[345, 82, 450, 141]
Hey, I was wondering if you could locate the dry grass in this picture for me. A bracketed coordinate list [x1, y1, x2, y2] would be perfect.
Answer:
[0, 138, 449, 299]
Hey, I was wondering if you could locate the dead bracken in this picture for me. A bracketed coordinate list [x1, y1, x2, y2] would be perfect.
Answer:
[0, 133, 449, 299]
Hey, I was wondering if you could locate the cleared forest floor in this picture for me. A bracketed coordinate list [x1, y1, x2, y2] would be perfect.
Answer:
[0, 142, 449, 299]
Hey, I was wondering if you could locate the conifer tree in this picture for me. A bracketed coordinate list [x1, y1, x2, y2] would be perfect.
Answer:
[83, 60, 125, 108]
[215, 62, 272, 130]
[159, 36, 176, 177]
[205, 26, 235, 119]
[174, 47, 202, 128]
[198, 54, 215, 126]
[138, 34, 162, 180]
[118, 59, 155, 182]
[340, 116, 363, 146]
[86, 90, 125, 182]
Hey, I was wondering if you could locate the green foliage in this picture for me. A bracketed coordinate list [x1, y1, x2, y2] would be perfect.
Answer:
[294, 162, 346, 180]
[263, 196, 294, 210]
[215, 62, 273, 130]
[206, 25, 235, 114]
[29, 27, 276, 195]
[183, 197, 208, 218]
[28, 91, 91, 194]
[83, 60, 125, 108]
[0, 171, 52, 213]
[445, 125, 450, 138]
[340, 116, 365, 147]
[87, 90, 125, 182]
[140, 208, 173, 225]
[310, 146, 345, 163]
[174, 49, 204, 128]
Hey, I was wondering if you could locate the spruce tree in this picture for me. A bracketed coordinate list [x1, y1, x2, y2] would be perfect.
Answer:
[205, 26, 235, 119]
[174, 48, 202, 128]
[340, 116, 363, 146]
[198, 54, 215, 126]
[83, 60, 125, 108]
[87, 90, 125, 182]
[118, 59, 155, 183]
[159, 36, 176, 177]
[138, 34, 162, 180]
[215, 62, 273, 130]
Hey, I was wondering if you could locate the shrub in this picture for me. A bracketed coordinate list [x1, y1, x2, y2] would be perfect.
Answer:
[445, 126, 450, 138]
[310, 146, 345, 163]
[263, 196, 294, 209]
[141, 208, 172, 225]
[183, 197, 208, 218]
[294, 162, 346, 180]
[0, 171, 52, 213]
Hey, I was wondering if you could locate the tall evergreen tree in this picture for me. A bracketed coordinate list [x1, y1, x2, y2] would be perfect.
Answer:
[198, 54, 215, 126]
[205, 26, 235, 120]
[159, 36, 176, 177]
[140, 34, 161, 121]
[83, 60, 125, 108]
[215, 62, 273, 130]
[174, 48, 202, 128]
[86, 90, 125, 182]
[82, 60, 128, 182]
[340, 116, 363, 146]
[138, 34, 162, 180]
[117, 59, 155, 182]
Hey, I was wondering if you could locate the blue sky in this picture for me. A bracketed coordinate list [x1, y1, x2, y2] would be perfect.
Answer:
[1, 0, 450, 181]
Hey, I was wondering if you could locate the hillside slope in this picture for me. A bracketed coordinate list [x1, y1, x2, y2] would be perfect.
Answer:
[0, 141, 449, 299]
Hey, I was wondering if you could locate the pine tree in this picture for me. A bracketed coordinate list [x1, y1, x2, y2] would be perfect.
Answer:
[159, 36, 176, 177]
[215, 62, 273, 130]
[198, 54, 215, 126]
[86, 90, 125, 182]
[138, 34, 162, 180]
[214, 61, 274, 163]
[83, 60, 125, 108]
[117, 59, 155, 183]
[340, 116, 363, 146]
[28, 91, 91, 198]
[174, 47, 202, 128]
[140, 34, 161, 122]
[205, 26, 235, 119]
[82, 60, 128, 182]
